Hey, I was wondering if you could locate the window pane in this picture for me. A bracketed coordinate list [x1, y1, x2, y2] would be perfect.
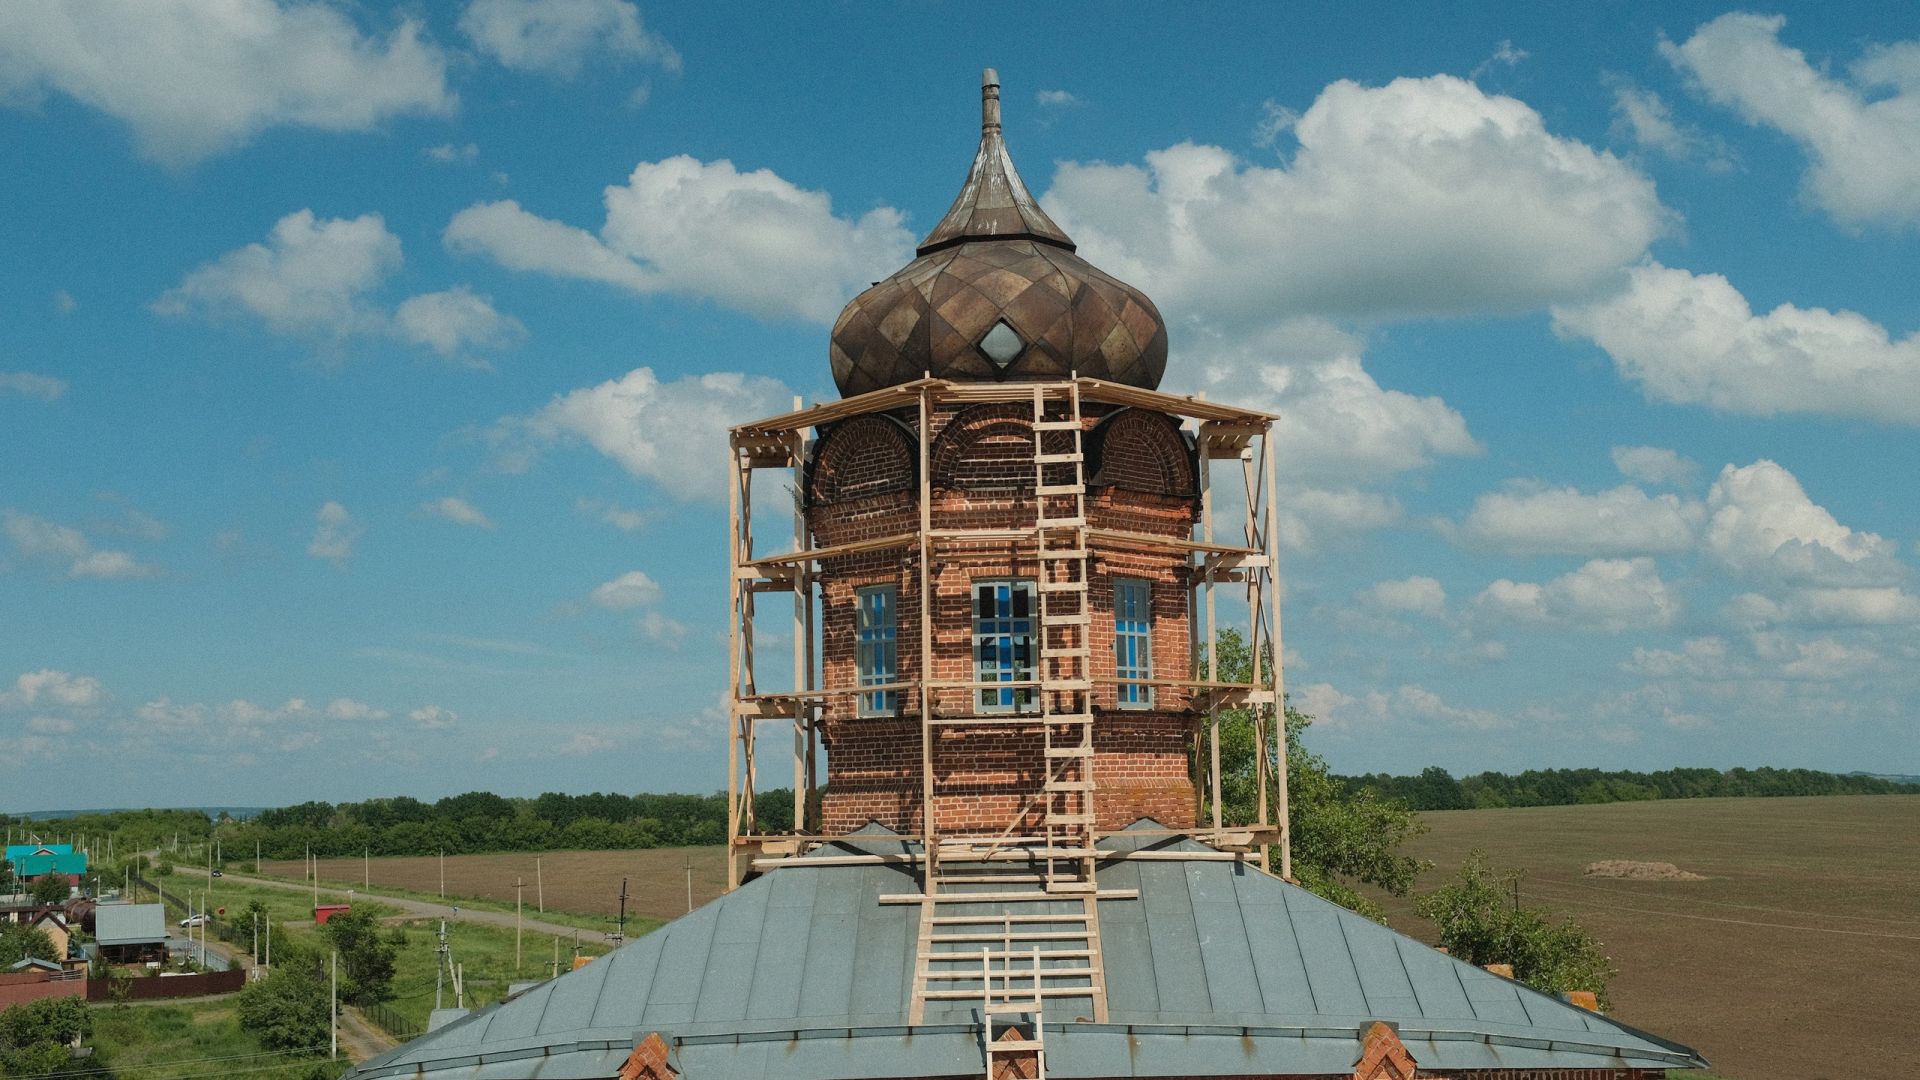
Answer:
[857, 585, 898, 715]
[973, 579, 1035, 712]
[1115, 579, 1152, 707]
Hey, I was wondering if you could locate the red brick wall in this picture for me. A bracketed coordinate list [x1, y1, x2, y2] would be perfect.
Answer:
[809, 402, 1202, 837]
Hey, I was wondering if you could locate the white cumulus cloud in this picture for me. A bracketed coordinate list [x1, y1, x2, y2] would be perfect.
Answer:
[410, 705, 458, 729]
[1610, 445, 1698, 487]
[1044, 74, 1667, 325]
[1476, 557, 1680, 632]
[445, 155, 915, 323]
[1452, 482, 1702, 556]
[307, 501, 362, 567]
[1704, 460, 1900, 584]
[1553, 262, 1920, 425]
[2, 509, 156, 579]
[493, 366, 790, 501]
[0, 372, 66, 401]
[394, 286, 525, 358]
[156, 210, 520, 360]
[1362, 576, 1447, 617]
[2, 669, 108, 709]
[0, 0, 452, 168]
[460, 0, 679, 77]
[420, 496, 494, 529]
[590, 569, 661, 610]
[1664, 13, 1920, 227]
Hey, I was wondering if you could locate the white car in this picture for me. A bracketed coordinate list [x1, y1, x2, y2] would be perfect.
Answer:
[179, 913, 208, 927]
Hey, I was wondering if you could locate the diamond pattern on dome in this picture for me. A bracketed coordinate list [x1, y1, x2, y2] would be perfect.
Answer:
[979, 320, 1024, 369]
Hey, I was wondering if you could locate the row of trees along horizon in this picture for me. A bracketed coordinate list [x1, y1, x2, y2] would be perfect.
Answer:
[8, 769, 1910, 866]
[7, 631, 1914, 1014]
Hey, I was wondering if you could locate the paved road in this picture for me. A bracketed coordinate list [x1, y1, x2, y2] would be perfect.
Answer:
[175, 866, 617, 945]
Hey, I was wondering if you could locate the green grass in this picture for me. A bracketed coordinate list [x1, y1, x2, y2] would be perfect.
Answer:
[371, 914, 613, 1034]
[90, 1001, 349, 1079]
[228, 867, 646, 937]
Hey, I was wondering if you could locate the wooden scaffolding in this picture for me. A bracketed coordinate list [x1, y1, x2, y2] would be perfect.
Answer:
[723, 376, 1288, 1030]
[721, 374, 1290, 880]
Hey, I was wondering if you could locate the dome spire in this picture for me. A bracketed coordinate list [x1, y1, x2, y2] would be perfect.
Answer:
[916, 69, 1074, 256]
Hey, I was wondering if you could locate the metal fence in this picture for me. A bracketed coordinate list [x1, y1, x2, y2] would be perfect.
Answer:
[361, 1001, 421, 1041]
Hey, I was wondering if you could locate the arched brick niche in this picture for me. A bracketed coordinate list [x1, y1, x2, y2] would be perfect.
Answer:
[807, 414, 917, 506]
[1086, 407, 1196, 499]
[929, 402, 1058, 493]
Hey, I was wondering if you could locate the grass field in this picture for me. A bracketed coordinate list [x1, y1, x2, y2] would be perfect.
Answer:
[90, 1002, 348, 1079]
[1370, 794, 1920, 1080]
[262, 846, 728, 927]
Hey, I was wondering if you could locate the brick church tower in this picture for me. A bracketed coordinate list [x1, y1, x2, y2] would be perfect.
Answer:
[723, 69, 1287, 1026]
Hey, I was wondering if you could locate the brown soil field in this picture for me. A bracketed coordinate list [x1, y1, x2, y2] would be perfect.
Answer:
[268, 795, 1915, 1079]
[1369, 795, 1920, 1080]
[263, 846, 731, 929]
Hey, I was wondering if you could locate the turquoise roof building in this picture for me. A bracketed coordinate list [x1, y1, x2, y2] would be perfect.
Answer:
[5, 843, 88, 879]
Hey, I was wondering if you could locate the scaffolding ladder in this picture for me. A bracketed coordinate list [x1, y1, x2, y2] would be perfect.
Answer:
[910, 383, 1112, 1035]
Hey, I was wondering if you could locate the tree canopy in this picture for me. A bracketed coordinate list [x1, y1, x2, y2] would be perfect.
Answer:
[1206, 629, 1427, 920]
[1414, 850, 1616, 1008]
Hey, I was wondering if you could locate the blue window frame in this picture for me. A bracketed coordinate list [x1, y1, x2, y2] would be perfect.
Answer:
[1114, 578, 1152, 708]
[972, 580, 1035, 713]
[856, 585, 898, 716]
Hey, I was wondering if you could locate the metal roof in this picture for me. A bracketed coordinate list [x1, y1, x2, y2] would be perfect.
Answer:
[347, 825, 1706, 1079]
[93, 902, 167, 947]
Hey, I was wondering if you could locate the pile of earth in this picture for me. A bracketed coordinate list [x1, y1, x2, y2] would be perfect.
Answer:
[1583, 859, 1706, 881]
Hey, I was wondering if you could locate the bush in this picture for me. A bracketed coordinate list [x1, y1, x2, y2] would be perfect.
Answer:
[236, 966, 330, 1052]
[1415, 850, 1616, 1009]
[0, 996, 91, 1075]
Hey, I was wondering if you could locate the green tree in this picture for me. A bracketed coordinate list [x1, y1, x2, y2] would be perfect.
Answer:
[323, 908, 397, 1006]
[1414, 850, 1616, 1008]
[0, 923, 57, 966]
[29, 875, 69, 906]
[0, 996, 91, 1076]
[236, 963, 331, 1052]
[1207, 629, 1427, 920]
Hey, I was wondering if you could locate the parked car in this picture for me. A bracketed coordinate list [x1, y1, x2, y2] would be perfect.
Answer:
[210, 869, 223, 878]
[179, 913, 207, 927]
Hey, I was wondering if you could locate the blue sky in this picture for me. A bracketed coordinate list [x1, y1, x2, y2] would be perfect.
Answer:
[2, 1, 1917, 810]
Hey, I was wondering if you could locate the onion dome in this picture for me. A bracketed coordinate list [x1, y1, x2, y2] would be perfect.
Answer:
[830, 70, 1168, 397]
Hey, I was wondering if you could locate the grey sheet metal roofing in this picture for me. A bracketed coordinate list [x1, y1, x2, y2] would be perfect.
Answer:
[92, 902, 166, 947]
[346, 824, 1706, 1079]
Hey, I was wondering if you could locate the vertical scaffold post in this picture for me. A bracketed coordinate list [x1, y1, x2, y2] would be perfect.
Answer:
[1266, 428, 1291, 880]
[791, 396, 809, 835]
[726, 435, 742, 889]
[917, 383, 937, 890]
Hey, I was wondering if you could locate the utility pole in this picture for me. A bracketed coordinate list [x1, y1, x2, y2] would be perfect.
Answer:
[265, 917, 271, 969]
[255, 840, 260, 875]
[612, 877, 629, 948]
[551, 935, 559, 979]
[512, 877, 527, 970]
[330, 951, 338, 1060]
[536, 856, 543, 913]
[439, 850, 445, 899]
[686, 863, 693, 914]
[310, 854, 318, 911]
[252, 912, 258, 967]
[364, 847, 369, 889]
[434, 920, 449, 1010]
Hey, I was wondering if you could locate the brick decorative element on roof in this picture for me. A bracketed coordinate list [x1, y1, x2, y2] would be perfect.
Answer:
[619, 1032, 676, 1080]
[1354, 1021, 1420, 1080]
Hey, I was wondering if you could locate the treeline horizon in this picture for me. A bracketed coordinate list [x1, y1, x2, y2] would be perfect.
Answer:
[6, 765, 1914, 862]
[1341, 764, 1920, 811]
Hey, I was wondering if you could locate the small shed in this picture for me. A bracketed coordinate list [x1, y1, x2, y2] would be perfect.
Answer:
[93, 903, 167, 965]
[313, 903, 351, 925]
